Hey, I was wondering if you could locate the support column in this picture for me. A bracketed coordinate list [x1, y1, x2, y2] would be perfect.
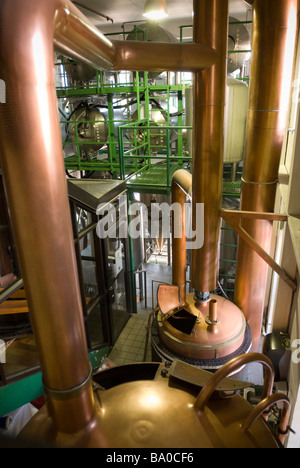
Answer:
[234, 0, 298, 351]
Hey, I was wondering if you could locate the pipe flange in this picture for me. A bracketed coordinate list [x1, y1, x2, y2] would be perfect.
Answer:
[43, 364, 93, 402]
[194, 291, 210, 303]
[205, 316, 220, 326]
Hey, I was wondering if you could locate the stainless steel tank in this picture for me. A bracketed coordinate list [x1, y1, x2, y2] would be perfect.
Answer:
[184, 77, 248, 162]
[126, 22, 179, 81]
[130, 104, 177, 154]
[62, 57, 97, 82]
[228, 17, 251, 74]
[66, 103, 108, 157]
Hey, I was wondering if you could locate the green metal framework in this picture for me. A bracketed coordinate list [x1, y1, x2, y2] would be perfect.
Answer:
[57, 63, 190, 191]
[118, 121, 192, 194]
[56, 24, 194, 188]
[57, 21, 251, 193]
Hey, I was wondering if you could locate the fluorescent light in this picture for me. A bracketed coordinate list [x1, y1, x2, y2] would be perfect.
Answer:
[143, 0, 168, 20]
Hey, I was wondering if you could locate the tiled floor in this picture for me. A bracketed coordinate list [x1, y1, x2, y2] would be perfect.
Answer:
[108, 311, 152, 365]
[108, 263, 172, 366]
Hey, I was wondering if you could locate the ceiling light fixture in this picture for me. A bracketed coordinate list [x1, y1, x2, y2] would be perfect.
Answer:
[143, 0, 168, 20]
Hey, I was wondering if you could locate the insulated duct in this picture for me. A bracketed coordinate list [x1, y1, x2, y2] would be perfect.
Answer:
[234, 0, 298, 351]
[191, 0, 229, 295]
[126, 22, 178, 81]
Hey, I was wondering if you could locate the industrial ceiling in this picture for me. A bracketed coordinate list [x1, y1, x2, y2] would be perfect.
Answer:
[71, 0, 252, 36]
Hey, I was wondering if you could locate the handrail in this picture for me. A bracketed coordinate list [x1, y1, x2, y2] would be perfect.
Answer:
[0, 278, 23, 305]
[118, 123, 193, 182]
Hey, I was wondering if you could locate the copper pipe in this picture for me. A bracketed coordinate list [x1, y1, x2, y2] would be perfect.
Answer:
[0, 0, 284, 447]
[209, 299, 218, 323]
[195, 352, 275, 411]
[234, 0, 298, 351]
[172, 169, 193, 200]
[0, 0, 112, 433]
[112, 41, 217, 73]
[53, 2, 116, 70]
[191, 0, 229, 296]
[242, 393, 291, 445]
[0, 0, 219, 439]
[171, 170, 192, 303]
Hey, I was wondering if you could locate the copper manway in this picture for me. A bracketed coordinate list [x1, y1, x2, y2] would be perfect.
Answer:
[157, 285, 246, 360]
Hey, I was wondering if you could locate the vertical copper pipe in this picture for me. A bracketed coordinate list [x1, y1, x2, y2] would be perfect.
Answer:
[209, 299, 218, 323]
[191, 0, 229, 297]
[0, 0, 117, 434]
[234, 0, 298, 351]
[171, 170, 192, 303]
[242, 393, 291, 445]
[0, 0, 218, 441]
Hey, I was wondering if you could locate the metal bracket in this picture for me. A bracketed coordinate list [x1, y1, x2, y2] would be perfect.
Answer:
[220, 209, 297, 291]
[168, 359, 251, 392]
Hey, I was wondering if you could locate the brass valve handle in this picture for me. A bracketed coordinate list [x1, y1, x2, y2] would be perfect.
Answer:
[195, 352, 275, 411]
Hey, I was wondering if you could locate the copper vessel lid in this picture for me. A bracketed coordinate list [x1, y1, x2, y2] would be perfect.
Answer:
[19, 358, 283, 448]
[159, 291, 246, 347]
[95, 379, 280, 448]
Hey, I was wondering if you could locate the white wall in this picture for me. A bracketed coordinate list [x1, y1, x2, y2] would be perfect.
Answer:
[272, 27, 300, 448]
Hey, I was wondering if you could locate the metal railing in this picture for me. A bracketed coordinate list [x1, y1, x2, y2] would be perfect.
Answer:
[118, 121, 193, 188]
[61, 118, 125, 173]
